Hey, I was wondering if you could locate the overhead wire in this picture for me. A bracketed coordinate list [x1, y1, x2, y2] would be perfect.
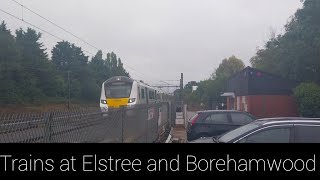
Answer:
[10, 0, 100, 51]
[0, 9, 95, 56]
[4, 0, 180, 86]
[9, 0, 166, 84]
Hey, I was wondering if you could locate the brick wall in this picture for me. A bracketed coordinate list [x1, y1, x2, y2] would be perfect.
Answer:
[246, 95, 298, 118]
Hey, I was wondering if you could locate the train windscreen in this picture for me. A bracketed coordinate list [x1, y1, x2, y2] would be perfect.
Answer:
[105, 81, 133, 98]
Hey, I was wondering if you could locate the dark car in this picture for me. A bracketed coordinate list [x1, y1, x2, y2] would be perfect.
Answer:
[190, 117, 320, 143]
[186, 110, 256, 141]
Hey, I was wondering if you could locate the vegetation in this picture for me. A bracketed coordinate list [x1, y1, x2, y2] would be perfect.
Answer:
[184, 56, 244, 110]
[250, 0, 320, 116]
[250, 0, 320, 84]
[293, 83, 320, 117]
[1, 0, 319, 116]
[185, 0, 320, 116]
[0, 21, 129, 105]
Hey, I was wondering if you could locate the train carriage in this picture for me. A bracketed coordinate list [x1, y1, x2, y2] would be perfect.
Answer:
[100, 76, 167, 112]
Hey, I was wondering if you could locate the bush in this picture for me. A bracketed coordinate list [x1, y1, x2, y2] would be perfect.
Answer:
[293, 83, 320, 117]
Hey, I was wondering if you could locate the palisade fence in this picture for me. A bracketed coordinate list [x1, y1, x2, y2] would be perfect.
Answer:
[0, 102, 176, 143]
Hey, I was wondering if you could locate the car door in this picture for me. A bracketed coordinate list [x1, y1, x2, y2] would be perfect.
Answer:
[230, 112, 256, 129]
[202, 112, 232, 137]
[234, 125, 293, 143]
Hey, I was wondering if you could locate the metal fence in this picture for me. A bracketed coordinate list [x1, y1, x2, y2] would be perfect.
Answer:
[0, 102, 174, 143]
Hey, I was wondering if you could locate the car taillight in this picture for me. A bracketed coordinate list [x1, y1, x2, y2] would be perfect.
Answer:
[191, 114, 200, 125]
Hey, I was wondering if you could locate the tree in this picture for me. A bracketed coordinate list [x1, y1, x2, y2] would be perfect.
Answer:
[105, 52, 129, 77]
[250, 0, 320, 83]
[52, 41, 88, 72]
[0, 20, 131, 105]
[183, 81, 199, 108]
[117, 58, 129, 77]
[16, 28, 63, 101]
[214, 55, 245, 79]
[51, 41, 90, 99]
[89, 50, 108, 84]
[293, 83, 320, 117]
[0, 21, 23, 104]
[0, 22, 66, 104]
[185, 56, 245, 109]
[88, 50, 108, 101]
[207, 55, 244, 108]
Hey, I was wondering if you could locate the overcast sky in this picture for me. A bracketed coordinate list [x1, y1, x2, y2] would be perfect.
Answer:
[1, 0, 302, 89]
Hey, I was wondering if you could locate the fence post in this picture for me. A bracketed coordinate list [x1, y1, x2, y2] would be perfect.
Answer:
[184, 104, 188, 129]
[168, 102, 171, 128]
[44, 112, 53, 143]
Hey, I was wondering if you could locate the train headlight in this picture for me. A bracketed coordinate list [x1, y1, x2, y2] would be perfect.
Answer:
[128, 98, 136, 103]
[101, 100, 107, 104]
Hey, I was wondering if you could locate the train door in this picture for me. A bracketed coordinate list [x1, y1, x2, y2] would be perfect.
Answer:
[145, 87, 149, 104]
[137, 87, 140, 104]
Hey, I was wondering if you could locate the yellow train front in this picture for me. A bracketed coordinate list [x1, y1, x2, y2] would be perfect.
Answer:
[100, 76, 163, 112]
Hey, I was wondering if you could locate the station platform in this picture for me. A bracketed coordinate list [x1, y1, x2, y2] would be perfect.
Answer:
[170, 126, 187, 143]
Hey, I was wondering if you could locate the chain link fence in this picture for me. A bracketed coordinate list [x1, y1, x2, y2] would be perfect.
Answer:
[0, 102, 174, 143]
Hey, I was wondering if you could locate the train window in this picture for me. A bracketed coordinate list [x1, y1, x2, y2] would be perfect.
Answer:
[141, 88, 145, 99]
[105, 82, 132, 98]
[150, 90, 156, 99]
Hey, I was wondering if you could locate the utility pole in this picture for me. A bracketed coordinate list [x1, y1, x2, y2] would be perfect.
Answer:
[180, 73, 183, 108]
[67, 71, 70, 109]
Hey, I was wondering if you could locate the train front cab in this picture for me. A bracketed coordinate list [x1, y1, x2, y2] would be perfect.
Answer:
[100, 76, 137, 112]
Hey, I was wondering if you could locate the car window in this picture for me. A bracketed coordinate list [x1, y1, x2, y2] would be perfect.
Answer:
[238, 127, 291, 143]
[203, 113, 229, 124]
[294, 125, 320, 143]
[231, 113, 254, 125]
[219, 122, 261, 142]
[188, 113, 199, 122]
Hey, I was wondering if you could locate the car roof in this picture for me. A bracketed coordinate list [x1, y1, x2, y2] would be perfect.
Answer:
[255, 117, 320, 125]
[196, 110, 246, 113]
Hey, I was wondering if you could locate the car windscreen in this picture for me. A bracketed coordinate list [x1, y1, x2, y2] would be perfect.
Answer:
[219, 122, 261, 143]
[105, 81, 133, 98]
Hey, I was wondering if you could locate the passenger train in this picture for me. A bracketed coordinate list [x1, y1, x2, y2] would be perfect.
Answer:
[100, 76, 170, 112]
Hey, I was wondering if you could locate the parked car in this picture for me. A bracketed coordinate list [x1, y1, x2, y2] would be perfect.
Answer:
[186, 110, 256, 141]
[189, 117, 320, 143]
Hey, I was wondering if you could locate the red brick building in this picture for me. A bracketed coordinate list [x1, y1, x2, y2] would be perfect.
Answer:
[221, 67, 299, 118]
